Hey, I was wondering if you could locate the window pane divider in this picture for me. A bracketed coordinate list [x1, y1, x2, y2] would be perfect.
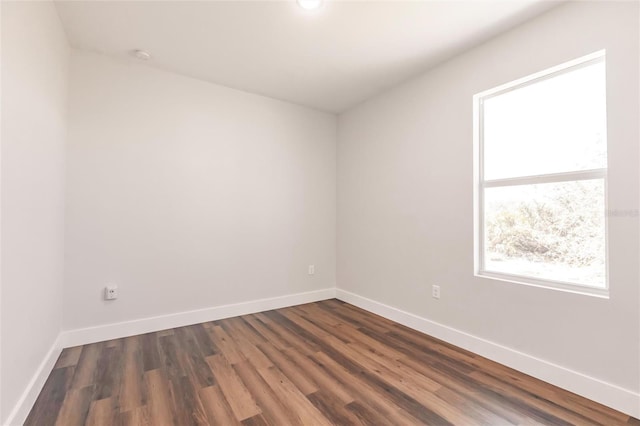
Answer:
[483, 168, 606, 188]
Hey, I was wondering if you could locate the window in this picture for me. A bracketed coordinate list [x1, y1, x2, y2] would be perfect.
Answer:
[474, 51, 608, 296]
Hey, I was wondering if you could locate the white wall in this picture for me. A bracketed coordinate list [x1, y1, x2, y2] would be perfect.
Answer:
[1, 1, 69, 422]
[338, 0, 639, 397]
[64, 51, 336, 331]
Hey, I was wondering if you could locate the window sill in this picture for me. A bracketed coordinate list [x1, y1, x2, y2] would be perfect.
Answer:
[476, 270, 610, 299]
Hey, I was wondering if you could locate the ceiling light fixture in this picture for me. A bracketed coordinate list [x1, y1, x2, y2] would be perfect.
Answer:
[297, 0, 322, 11]
[132, 49, 152, 61]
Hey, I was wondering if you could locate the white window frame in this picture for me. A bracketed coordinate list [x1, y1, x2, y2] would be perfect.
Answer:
[473, 50, 609, 298]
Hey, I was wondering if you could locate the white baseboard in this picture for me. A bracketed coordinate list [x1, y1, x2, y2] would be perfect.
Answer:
[3, 336, 64, 426]
[335, 288, 640, 419]
[60, 287, 336, 348]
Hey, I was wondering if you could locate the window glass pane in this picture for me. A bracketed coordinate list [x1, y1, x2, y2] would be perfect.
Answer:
[483, 61, 607, 180]
[483, 179, 606, 288]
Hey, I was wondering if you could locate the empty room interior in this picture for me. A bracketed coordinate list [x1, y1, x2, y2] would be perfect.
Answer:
[1, 0, 639, 425]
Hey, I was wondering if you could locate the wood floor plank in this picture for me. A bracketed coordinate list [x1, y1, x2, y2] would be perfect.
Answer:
[434, 384, 516, 425]
[306, 390, 365, 426]
[258, 341, 319, 396]
[343, 340, 484, 425]
[206, 353, 262, 421]
[473, 358, 631, 425]
[159, 334, 185, 381]
[470, 370, 601, 426]
[70, 343, 102, 389]
[209, 326, 246, 365]
[188, 323, 220, 356]
[233, 360, 299, 425]
[225, 316, 268, 346]
[384, 329, 476, 374]
[220, 323, 273, 370]
[344, 400, 389, 425]
[281, 346, 352, 404]
[319, 300, 396, 334]
[94, 344, 124, 402]
[54, 385, 94, 426]
[309, 351, 429, 425]
[398, 353, 527, 423]
[24, 367, 75, 426]
[198, 385, 240, 426]
[118, 406, 151, 426]
[257, 365, 333, 426]
[307, 311, 403, 360]
[25, 300, 638, 426]
[85, 397, 115, 426]
[348, 339, 440, 393]
[119, 335, 145, 413]
[394, 338, 560, 425]
[141, 333, 162, 372]
[174, 326, 217, 389]
[241, 414, 270, 426]
[296, 303, 343, 327]
[243, 314, 293, 350]
[169, 374, 209, 425]
[144, 369, 176, 425]
[55, 346, 83, 369]
[255, 311, 321, 355]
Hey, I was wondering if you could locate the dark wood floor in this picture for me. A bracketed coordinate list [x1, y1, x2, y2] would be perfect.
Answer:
[26, 299, 638, 426]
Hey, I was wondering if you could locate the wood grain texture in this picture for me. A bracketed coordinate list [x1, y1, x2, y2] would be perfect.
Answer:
[25, 299, 638, 425]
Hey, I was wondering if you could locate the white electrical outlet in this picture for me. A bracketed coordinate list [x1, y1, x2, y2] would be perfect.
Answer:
[308, 265, 315, 275]
[105, 284, 118, 300]
[432, 285, 440, 299]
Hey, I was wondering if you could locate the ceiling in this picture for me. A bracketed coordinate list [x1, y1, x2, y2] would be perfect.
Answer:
[55, 1, 560, 113]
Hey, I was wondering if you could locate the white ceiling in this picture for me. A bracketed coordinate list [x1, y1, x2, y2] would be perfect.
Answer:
[55, 1, 560, 113]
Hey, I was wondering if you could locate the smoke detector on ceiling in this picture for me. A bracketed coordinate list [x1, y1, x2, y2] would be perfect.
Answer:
[132, 49, 152, 61]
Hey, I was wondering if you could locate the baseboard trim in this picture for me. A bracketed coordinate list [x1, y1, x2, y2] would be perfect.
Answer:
[3, 335, 64, 426]
[335, 288, 640, 419]
[60, 287, 336, 348]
